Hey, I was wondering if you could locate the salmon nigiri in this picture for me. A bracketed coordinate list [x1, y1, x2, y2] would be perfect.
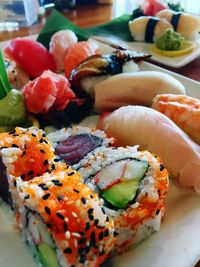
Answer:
[99, 105, 200, 192]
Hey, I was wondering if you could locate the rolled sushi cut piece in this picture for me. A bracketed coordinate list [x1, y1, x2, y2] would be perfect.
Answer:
[0, 127, 58, 205]
[16, 167, 116, 267]
[49, 127, 169, 252]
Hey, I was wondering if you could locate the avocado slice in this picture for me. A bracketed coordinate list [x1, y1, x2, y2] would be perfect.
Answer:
[102, 160, 148, 209]
[38, 242, 60, 267]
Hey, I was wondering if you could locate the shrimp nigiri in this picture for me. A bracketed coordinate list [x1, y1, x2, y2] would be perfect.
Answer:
[152, 94, 200, 145]
[99, 105, 200, 192]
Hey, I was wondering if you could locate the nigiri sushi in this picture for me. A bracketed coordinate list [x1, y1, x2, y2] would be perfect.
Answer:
[69, 50, 150, 97]
[49, 30, 78, 72]
[152, 94, 200, 145]
[100, 105, 200, 192]
[156, 9, 200, 39]
[93, 71, 186, 112]
[4, 38, 56, 78]
[129, 16, 173, 42]
[64, 41, 100, 78]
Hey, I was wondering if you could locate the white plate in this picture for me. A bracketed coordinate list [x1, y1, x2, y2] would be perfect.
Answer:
[1, 37, 200, 267]
[92, 35, 200, 68]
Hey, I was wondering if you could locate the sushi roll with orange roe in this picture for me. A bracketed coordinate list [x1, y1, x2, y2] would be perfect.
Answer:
[50, 127, 169, 253]
[0, 127, 59, 204]
[16, 167, 116, 267]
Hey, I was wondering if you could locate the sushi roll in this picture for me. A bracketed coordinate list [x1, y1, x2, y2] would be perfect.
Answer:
[16, 167, 116, 266]
[129, 16, 173, 42]
[0, 127, 57, 205]
[156, 9, 200, 39]
[4, 58, 29, 90]
[49, 127, 169, 252]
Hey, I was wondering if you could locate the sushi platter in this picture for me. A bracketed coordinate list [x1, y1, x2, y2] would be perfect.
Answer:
[1, 33, 200, 267]
[1, 4, 200, 266]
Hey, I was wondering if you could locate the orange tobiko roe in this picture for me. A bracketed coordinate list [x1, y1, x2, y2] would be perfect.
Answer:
[64, 41, 100, 78]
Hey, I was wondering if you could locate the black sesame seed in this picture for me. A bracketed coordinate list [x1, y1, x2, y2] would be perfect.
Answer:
[89, 215, 94, 221]
[42, 133, 46, 137]
[40, 149, 45, 154]
[39, 138, 44, 143]
[90, 195, 94, 199]
[90, 231, 96, 247]
[85, 246, 90, 254]
[81, 197, 86, 204]
[46, 223, 52, 228]
[52, 179, 63, 186]
[114, 231, 119, 237]
[104, 229, 109, 237]
[54, 158, 60, 162]
[106, 216, 109, 222]
[78, 238, 87, 245]
[42, 193, 51, 200]
[79, 254, 86, 264]
[99, 231, 104, 240]
[14, 180, 17, 187]
[156, 209, 160, 215]
[57, 195, 62, 202]
[27, 170, 34, 176]
[94, 219, 99, 226]
[43, 139, 48, 144]
[85, 222, 90, 231]
[73, 189, 80, 193]
[51, 164, 55, 170]
[43, 159, 48, 166]
[45, 206, 51, 215]
[100, 250, 105, 256]
[12, 134, 19, 137]
[160, 164, 165, 171]
[22, 151, 26, 156]
[68, 171, 75, 176]
[88, 208, 93, 215]
[101, 207, 106, 214]
[56, 212, 65, 220]
[24, 195, 30, 200]
[63, 222, 68, 231]
[31, 133, 37, 137]
[97, 226, 104, 229]
[9, 130, 16, 135]
[11, 144, 18, 148]
[21, 174, 26, 180]
[78, 232, 85, 236]
[63, 247, 72, 254]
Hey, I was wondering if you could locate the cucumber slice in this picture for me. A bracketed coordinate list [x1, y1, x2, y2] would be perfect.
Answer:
[38, 242, 60, 267]
[102, 159, 149, 209]
[36, 221, 55, 249]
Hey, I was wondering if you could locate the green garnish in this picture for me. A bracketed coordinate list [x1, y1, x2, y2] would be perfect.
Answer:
[156, 28, 185, 51]
[0, 50, 11, 100]
[168, 2, 185, 12]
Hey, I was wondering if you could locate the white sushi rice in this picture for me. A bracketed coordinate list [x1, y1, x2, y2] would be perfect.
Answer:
[48, 125, 114, 147]
[122, 61, 140, 73]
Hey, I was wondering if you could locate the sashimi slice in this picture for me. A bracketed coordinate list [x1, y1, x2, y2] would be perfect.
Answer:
[64, 41, 100, 78]
[100, 105, 200, 192]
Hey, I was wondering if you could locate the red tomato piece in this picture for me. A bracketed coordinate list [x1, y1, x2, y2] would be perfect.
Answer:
[22, 70, 76, 114]
[4, 38, 56, 78]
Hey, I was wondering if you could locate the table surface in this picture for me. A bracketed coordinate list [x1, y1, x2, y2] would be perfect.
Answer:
[1, 2, 200, 267]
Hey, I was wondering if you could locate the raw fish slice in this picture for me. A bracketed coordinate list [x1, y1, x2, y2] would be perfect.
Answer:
[49, 30, 78, 71]
[100, 105, 200, 192]
[64, 41, 100, 78]
[94, 71, 185, 112]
